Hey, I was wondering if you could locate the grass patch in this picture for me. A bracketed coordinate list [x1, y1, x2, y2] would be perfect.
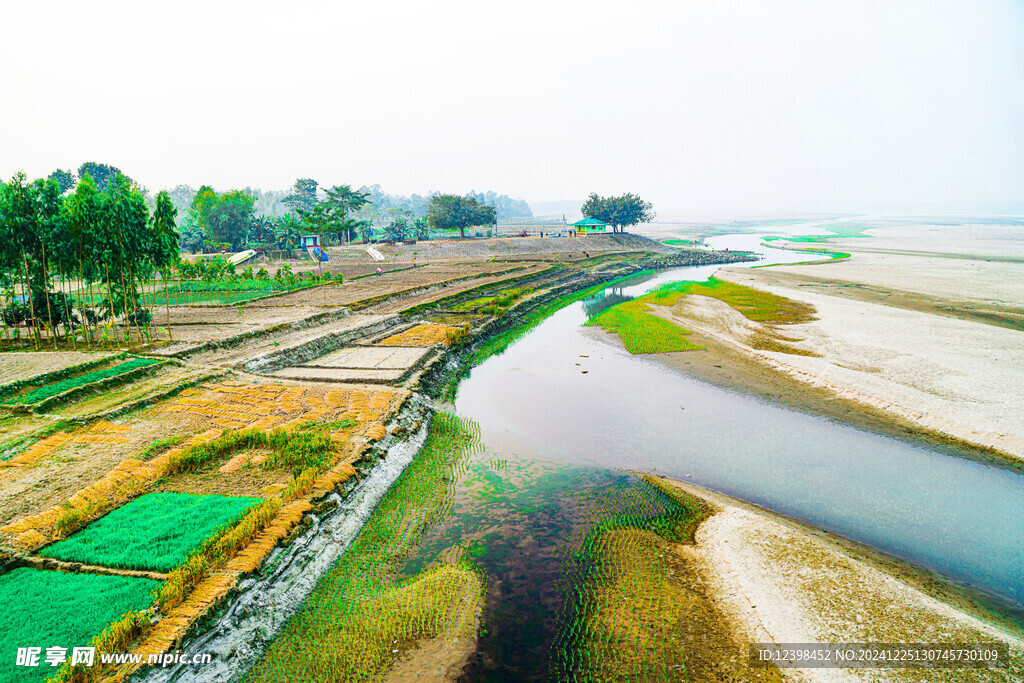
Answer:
[585, 299, 703, 354]
[243, 413, 485, 682]
[0, 568, 158, 683]
[661, 238, 699, 246]
[584, 276, 815, 355]
[1, 358, 159, 406]
[647, 276, 816, 324]
[553, 476, 710, 680]
[450, 287, 534, 313]
[40, 492, 261, 572]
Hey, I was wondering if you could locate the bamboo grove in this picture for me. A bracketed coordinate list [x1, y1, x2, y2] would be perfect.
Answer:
[0, 171, 178, 349]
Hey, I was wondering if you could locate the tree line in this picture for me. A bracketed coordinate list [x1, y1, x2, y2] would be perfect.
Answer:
[0, 171, 178, 348]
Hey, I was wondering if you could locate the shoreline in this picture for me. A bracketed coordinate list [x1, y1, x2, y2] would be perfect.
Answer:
[658, 476, 1024, 637]
[651, 328, 1024, 474]
[655, 476, 1024, 681]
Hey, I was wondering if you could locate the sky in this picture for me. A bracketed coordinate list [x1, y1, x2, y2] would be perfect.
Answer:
[1, 0, 1023, 214]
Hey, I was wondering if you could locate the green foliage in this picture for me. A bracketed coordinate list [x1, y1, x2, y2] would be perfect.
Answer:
[426, 194, 497, 239]
[585, 298, 702, 354]
[244, 413, 484, 682]
[412, 216, 430, 240]
[383, 218, 410, 241]
[1, 358, 159, 405]
[0, 568, 158, 683]
[40, 492, 261, 572]
[648, 276, 816, 324]
[76, 162, 129, 194]
[283, 178, 319, 214]
[553, 477, 707, 680]
[48, 169, 76, 194]
[580, 192, 655, 233]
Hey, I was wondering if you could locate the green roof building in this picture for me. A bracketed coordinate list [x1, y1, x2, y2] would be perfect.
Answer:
[572, 217, 609, 236]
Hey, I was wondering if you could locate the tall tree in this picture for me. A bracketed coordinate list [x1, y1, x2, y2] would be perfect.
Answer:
[48, 169, 76, 194]
[206, 190, 255, 249]
[77, 162, 128, 194]
[150, 191, 180, 337]
[283, 178, 319, 213]
[426, 195, 497, 239]
[166, 185, 197, 224]
[580, 193, 655, 233]
[296, 184, 370, 244]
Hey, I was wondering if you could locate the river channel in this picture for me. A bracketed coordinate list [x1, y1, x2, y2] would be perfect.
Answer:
[455, 234, 1024, 617]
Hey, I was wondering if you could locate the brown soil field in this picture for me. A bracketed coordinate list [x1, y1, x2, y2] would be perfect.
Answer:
[0, 380, 404, 533]
[0, 351, 114, 386]
[378, 323, 460, 347]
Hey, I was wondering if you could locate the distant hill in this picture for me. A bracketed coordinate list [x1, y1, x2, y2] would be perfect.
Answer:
[529, 200, 583, 220]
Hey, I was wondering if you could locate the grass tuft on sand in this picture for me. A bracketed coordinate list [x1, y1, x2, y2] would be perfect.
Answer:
[587, 276, 816, 355]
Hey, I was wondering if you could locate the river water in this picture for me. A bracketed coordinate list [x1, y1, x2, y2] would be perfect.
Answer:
[455, 234, 1024, 614]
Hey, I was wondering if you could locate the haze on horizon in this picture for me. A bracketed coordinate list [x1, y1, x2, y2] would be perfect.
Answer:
[2, 0, 1022, 215]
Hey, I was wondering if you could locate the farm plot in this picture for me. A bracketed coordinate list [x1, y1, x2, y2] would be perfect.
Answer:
[40, 492, 261, 572]
[245, 413, 485, 683]
[0, 568, 159, 683]
[0, 351, 113, 389]
[377, 323, 460, 347]
[0, 382, 405, 540]
[304, 346, 429, 370]
[1, 358, 160, 407]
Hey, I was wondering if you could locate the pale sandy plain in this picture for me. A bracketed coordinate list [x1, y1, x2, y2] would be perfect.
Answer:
[663, 477, 1024, 682]
[661, 219, 1024, 462]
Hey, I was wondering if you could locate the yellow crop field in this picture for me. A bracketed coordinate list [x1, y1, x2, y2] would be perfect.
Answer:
[378, 323, 461, 347]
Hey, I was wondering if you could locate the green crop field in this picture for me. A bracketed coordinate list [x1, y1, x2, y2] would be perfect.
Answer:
[1, 358, 159, 406]
[244, 413, 485, 682]
[585, 298, 703, 353]
[41, 492, 261, 572]
[0, 568, 159, 683]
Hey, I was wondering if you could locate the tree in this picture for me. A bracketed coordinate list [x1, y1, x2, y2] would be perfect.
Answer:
[465, 190, 532, 220]
[150, 191, 180, 337]
[283, 178, 318, 214]
[295, 184, 370, 245]
[426, 194, 497, 239]
[77, 162, 128, 194]
[48, 169, 76, 194]
[412, 217, 430, 240]
[384, 218, 410, 241]
[580, 193, 655, 233]
[166, 185, 197, 224]
[206, 190, 255, 249]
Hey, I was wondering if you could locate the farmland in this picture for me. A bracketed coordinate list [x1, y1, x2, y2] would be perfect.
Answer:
[1, 358, 160, 406]
[0, 568, 159, 683]
[245, 413, 484, 682]
[40, 492, 261, 572]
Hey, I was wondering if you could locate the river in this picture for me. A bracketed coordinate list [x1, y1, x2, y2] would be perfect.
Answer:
[456, 233, 1024, 613]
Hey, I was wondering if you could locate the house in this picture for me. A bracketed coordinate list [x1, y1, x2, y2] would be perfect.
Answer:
[572, 217, 609, 236]
[300, 235, 320, 250]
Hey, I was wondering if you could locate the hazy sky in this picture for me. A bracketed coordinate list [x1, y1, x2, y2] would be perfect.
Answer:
[2, 0, 1022, 212]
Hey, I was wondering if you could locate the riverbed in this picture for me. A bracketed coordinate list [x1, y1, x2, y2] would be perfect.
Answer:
[455, 234, 1024, 615]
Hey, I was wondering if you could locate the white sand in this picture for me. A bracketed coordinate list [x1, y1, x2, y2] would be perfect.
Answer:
[653, 225, 1024, 461]
[666, 479, 1024, 682]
